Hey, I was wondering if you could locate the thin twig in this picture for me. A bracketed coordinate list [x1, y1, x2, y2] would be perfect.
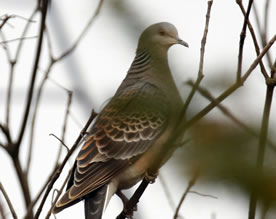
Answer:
[27, 63, 53, 175]
[0, 36, 37, 45]
[236, 1, 268, 79]
[55, 0, 104, 62]
[0, 183, 18, 219]
[0, 15, 13, 29]
[236, 0, 254, 81]
[15, 9, 38, 61]
[186, 35, 276, 130]
[263, 0, 272, 68]
[181, 0, 213, 118]
[0, 124, 12, 144]
[16, 0, 48, 149]
[55, 90, 72, 166]
[0, 31, 15, 129]
[248, 60, 276, 219]
[34, 110, 97, 219]
[189, 191, 218, 199]
[159, 173, 176, 212]
[0, 197, 7, 219]
[27, 0, 104, 175]
[45, 168, 73, 218]
[173, 171, 199, 219]
[24, 165, 59, 219]
[186, 80, 276, 152]
[0, 32, 12, 62]
[49, 134, 70, 152]
[252, 3, 272, 68]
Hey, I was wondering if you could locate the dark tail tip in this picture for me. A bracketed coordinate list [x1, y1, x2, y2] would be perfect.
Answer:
[85, 185, 108, 219]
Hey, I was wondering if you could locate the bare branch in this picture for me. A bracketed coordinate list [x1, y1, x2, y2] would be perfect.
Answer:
[189, 191, 218, 199]
[236, 1, 269, 79]
[49, 134, 70, 152]
[116, 179, 150, 219]
[15, 9, 38, 61]
[54, 90, 72, 166]
[0, 124, 12, 144]
[27, 0, 104, 174]
[252, 3, 273, 68]
[45, 168, 73, 219]
[16, 0, 49, 148]
[0, 36, 37, 45]
[55, 0, 104, 62]
[0, 15, 13, 29]
[159, 173, 176, 212]
[186, 34, 276, 130]
[186, 80, 276, 152]
[173, 171, 199, 219]
[236, 0, 254, 81]
[0, 31, 12, 62]
[181, 0, 213, 117]
[0, 183, 18, 219]
[24, 165, 59, 219]
[0, 198, 7, 219]
[248, 62, 276, 219]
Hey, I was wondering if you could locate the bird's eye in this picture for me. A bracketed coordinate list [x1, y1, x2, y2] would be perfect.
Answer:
[159, 30, 166, 36]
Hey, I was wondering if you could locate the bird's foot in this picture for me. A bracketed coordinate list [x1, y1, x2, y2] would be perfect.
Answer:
[145, 170, 159, 184]
[116, 190, 138, 211]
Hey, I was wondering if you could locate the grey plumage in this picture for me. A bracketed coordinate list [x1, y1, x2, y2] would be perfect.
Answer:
[53, 22, 188, 218]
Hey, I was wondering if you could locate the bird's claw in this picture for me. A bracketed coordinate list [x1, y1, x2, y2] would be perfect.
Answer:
[145, 171, 159, 184]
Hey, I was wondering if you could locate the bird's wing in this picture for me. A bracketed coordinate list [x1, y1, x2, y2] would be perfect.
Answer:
[55, 83, 169, 208]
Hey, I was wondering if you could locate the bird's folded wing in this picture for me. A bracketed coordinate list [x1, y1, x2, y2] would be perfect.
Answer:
[57, 83, 168, 207]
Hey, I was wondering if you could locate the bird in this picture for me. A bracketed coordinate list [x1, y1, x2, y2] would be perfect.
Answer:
[53, 22, 188, 219]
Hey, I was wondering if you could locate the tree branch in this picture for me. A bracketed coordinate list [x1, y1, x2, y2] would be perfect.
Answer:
[236, 1, 268, 79]
[248, 59, 276, 219]
[186, 34, 275, 130]
[236, 0, 254, 81]
[173, 171, 199, 219]
[45, 168, 73, 219]
[186, 80, 276, 152]
[16, 0, 48, 149]
[0, 183, 17, 219]
[181, 0, 213, 118]
[116, 179, 150, 219]
[54, 90, 72, 167]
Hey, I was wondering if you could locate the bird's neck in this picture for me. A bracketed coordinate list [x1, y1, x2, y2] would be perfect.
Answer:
[128, 48, 170, 76]
[121, 48, 173, 94]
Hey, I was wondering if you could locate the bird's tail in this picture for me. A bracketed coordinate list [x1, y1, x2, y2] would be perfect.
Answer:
[84, 184, 108, 219]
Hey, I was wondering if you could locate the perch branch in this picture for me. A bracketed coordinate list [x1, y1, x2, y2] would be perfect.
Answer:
[116, 179, 150, 219]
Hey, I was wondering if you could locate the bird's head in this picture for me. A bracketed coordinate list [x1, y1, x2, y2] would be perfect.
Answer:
[137, 22, 188, 54]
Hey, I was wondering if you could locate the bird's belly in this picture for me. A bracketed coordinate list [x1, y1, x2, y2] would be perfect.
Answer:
[115, 127, 173, 190]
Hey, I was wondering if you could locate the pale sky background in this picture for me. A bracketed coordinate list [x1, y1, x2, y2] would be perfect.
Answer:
[0, 0, 276, 219]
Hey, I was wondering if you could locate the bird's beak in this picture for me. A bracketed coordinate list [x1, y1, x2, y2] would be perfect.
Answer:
[177, 38, 189, 48]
